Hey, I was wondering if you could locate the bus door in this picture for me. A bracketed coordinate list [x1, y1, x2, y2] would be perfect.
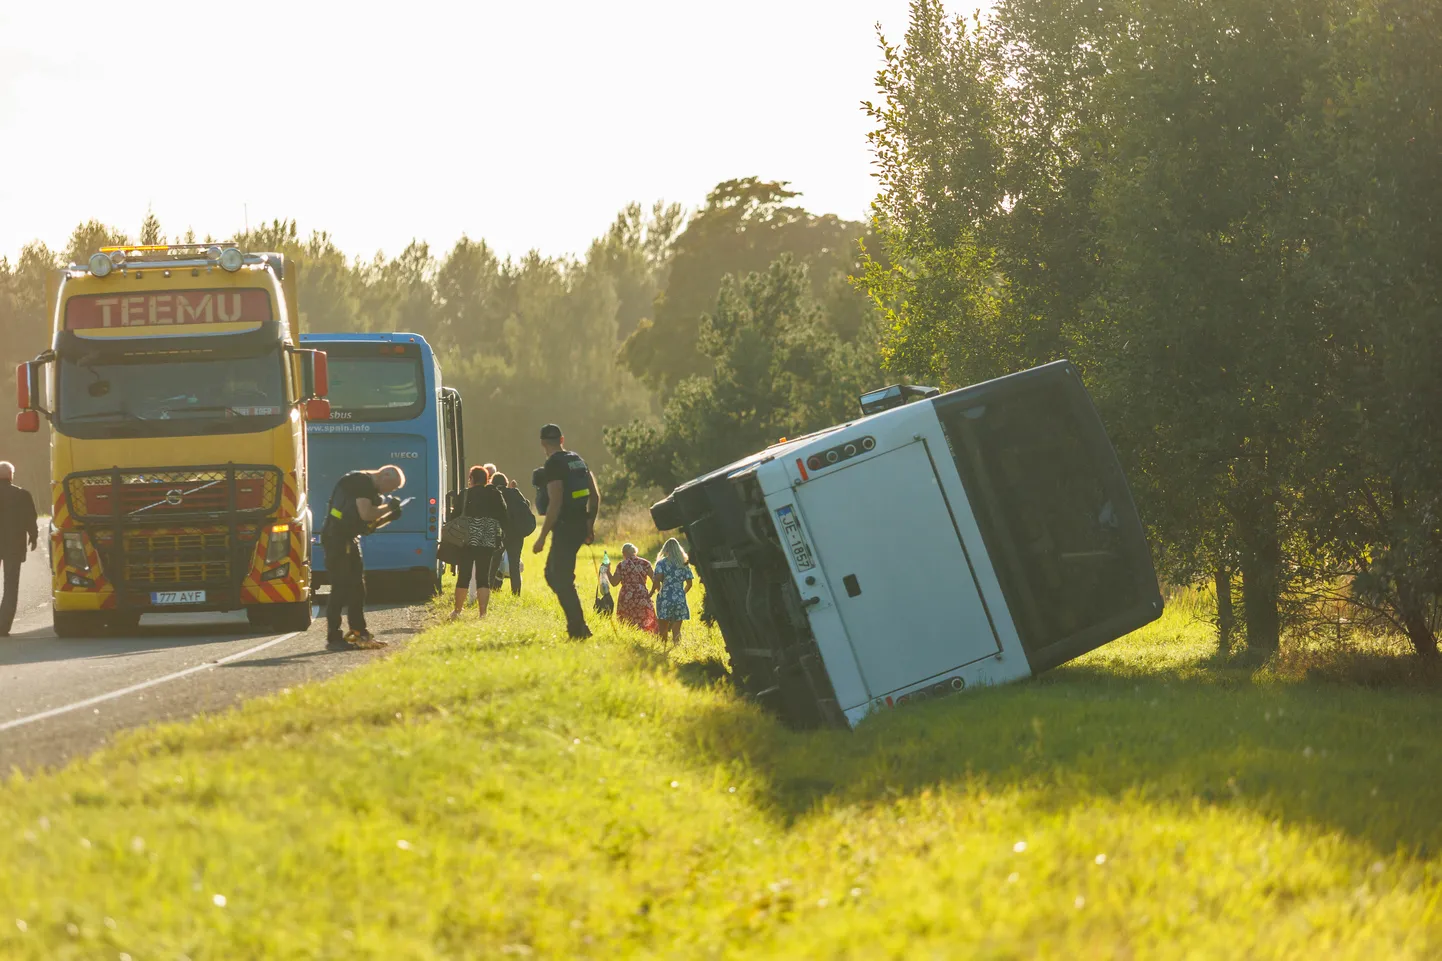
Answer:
[441, 387, 465, 519]
[793, 440, 1004, 709]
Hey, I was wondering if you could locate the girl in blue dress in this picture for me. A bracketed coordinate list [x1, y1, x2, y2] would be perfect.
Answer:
[652, 538, 694, 646]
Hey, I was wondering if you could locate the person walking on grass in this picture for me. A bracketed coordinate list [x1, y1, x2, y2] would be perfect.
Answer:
[653, 537, 695, 646]
[613, 543, 657, 633]
[322, 464, 406, 650]
[489, 471, 535, 596]
[0, 461, 39, 638]
[450, 465, 507, 621]
[532, 424, 599, 639]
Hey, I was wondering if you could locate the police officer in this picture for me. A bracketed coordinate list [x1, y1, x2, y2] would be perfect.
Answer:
[321, 464, 406, 650]
[532, 424, 599, 639]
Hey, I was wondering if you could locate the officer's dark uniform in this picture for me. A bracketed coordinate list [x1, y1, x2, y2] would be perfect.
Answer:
[541, 447, 594, 638]
[0, 475, 39, 637]
[322, 470, 381, 646]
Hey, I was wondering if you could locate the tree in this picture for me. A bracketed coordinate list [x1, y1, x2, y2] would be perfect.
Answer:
[605, 256, 876, 498]
[585, 201, 684, 343]
[862, 0, 1362, 653]
[435, 236, 513, 351]
[620, 178, 874, 395]
[1281, 0, 1442, 657]
[139, 210, 163, 246]
[447, 252, 652, 487]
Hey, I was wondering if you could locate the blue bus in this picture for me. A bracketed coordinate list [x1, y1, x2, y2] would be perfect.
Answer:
[299, 332, 465, 600]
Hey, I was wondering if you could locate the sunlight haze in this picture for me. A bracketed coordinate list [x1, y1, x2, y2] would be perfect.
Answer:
[0, 0, 981, 262]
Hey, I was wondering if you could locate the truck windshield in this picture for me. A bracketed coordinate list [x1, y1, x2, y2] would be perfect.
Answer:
[57, 347, 287, 438]
[322, 347, 425, 422]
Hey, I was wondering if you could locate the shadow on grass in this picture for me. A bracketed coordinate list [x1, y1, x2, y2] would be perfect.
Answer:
[619, 635, 730, 692]
[665, 649, 1442, 858]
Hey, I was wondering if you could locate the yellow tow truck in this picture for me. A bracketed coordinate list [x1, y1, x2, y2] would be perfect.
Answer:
[15, 243, 330, 636]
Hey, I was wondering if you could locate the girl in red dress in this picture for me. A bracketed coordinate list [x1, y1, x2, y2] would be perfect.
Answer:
[613, 543, 657, 633]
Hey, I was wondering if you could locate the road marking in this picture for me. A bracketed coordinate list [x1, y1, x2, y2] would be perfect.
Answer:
[0, 632, 303, 734]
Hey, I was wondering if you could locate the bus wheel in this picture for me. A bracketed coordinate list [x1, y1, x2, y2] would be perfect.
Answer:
[53, 611, 109, 638]
[411, 569, 439, 602]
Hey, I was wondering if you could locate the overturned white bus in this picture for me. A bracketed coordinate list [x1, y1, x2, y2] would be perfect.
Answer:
[650, 360, 1163, 728]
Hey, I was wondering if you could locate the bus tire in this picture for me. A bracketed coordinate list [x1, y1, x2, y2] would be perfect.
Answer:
[410, 569, 438, 602]
[53, 611, 109, 638]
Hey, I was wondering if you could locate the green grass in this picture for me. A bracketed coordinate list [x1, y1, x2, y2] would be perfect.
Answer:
[3, 550, 1442, 959]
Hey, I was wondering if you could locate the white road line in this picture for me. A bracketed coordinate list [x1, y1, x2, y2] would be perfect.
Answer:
[0, 632, 302, 734]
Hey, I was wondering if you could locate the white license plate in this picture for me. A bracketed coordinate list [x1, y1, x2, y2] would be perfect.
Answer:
[774, 505, 816, 572]
[151, 590, 206, 605]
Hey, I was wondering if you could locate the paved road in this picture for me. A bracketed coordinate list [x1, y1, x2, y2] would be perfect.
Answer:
[0, 547, 427, 777]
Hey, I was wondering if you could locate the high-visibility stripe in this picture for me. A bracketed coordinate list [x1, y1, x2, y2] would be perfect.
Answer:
[330, 507, 343, 518]
[571, 489, 589, 499]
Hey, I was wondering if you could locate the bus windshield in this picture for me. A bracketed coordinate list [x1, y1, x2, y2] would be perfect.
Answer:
[323, 345, 425, 422]
[57, 346, 287, 438]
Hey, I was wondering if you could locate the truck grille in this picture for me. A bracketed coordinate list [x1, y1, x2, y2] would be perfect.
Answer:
[66, 465, 281, 521]
[120, 529, 233, 585]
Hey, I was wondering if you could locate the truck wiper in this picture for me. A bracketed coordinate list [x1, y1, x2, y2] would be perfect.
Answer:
[158, 405, 264, 417]
[65, 408, 149, 422]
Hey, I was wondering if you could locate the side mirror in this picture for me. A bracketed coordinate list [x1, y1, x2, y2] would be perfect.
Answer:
[16, 361, 37, 411]
[304, 398, 332, 421]
[312, 349, 328, 397]
[16, 410, 40, 433]
[299, 349, 329, 400]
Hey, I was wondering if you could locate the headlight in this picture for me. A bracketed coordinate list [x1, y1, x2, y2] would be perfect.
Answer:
[218, 246, 244, 272]
[63, 532, 89, 570]
[88, 253, 113, 277]
[266, 523, 290, 564]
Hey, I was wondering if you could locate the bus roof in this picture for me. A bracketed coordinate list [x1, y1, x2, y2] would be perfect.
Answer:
[300, 332, 431, 346]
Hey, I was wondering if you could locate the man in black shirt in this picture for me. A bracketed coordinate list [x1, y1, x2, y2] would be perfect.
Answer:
[532, 424, 599, 639]
[0, 461, 39, 637]
[321, 464, 406, 650]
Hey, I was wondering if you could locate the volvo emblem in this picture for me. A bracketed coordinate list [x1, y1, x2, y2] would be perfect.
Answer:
[165, 489, 184, 506]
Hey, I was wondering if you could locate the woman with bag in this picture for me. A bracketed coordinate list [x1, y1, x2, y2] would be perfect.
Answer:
[447, 465, 508, 621]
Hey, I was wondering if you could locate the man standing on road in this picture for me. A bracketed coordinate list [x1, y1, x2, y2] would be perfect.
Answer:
[321, 464, 406, 650]
[0, 461, 39, 637]
[532, 425, 599, 639]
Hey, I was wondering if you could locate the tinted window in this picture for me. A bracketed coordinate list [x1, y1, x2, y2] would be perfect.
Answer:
[322, 345, 425, 422]
[938, 381, 1144, 655]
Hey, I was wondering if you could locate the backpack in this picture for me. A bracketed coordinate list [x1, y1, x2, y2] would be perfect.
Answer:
[507, 488, 538, 538]
[531, 466, 549, 516]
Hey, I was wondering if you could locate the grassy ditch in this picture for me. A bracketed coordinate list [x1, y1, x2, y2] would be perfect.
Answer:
[2, 554, 1441, 958]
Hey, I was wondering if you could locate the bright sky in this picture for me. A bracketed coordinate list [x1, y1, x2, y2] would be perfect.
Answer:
[0, 0, 982, 265]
